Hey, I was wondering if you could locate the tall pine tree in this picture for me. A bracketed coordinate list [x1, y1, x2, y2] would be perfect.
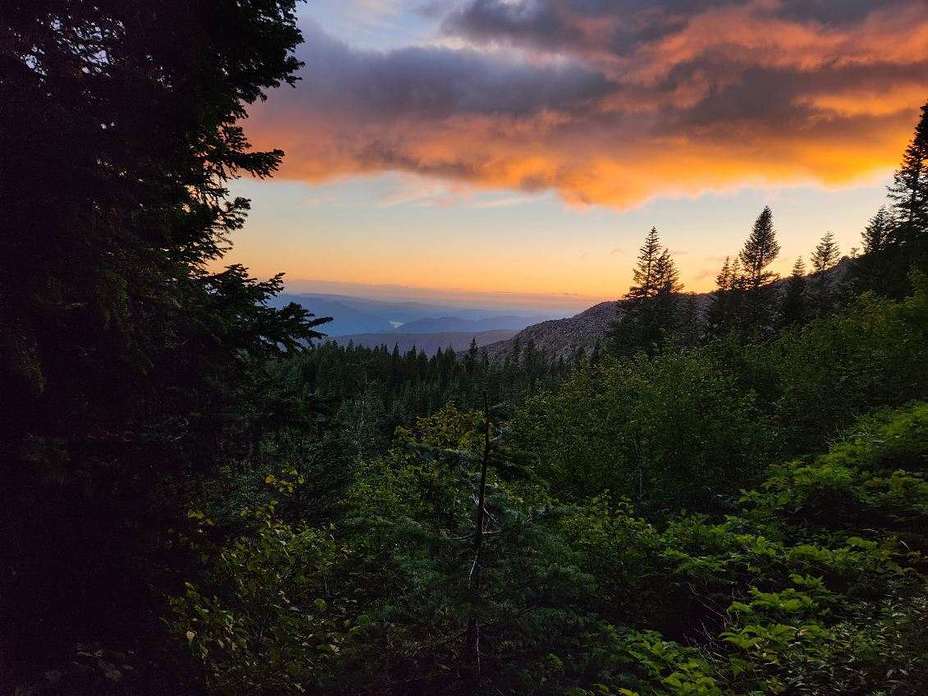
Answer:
[707, 256, 744, 336]
[609, 228, 683, 355]
[628, 227, 663, 301]
[1, 0, 324, 681]
[809, 232, 840, 316]
[882, 101, 928, 295]
[779, 257, 808, 327]
[738, 206, 781, 337]
[889, 102, 928, 241]
[851, 206, 896, 296]
[862, 206, 894, 255]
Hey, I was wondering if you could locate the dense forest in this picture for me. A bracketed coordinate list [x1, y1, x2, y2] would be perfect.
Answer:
[3, 3, 928, 694]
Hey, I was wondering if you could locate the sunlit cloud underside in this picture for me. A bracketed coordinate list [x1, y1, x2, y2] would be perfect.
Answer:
[249, 0, 928, 208]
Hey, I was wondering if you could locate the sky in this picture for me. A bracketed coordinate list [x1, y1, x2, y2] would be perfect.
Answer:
[222, 0, 928, 307]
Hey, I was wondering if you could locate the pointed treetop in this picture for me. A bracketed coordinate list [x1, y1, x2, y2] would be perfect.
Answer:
[811, 231, 840, 276]
[653, 248, 683, 295]
[739, 206, 781, 286]
[716, 256, 732, 290]
[862, 206, 893, 255]
[626, 226, 663, 300]
[888, 100, 928, 231]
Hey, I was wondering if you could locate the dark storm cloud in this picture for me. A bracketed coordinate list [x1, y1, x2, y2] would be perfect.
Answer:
[444, 0, 915, 55]
[292, 21, 611, 121]
[247, 2, 928, 206]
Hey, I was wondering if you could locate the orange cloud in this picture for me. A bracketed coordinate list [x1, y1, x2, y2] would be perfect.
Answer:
[247, 2, 928, 207]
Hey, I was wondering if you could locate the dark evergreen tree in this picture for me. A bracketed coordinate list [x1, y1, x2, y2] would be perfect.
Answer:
[877, 100, 928, 296]
[0, 0, 323, 682]
[862, 206, 894, 255]
[888, 102, 928, 244]
[609, 228, 683, 356]
[811, 231, 840, 276]
[738, 206, 781, 336]
[809, 232, 840, 316]
[779, 257, 808, 327]
[707, 256, 744, 336]
[851, 206, 896, 296]
[652, 247, 684, 334]
[465, 337, 479, 374]
[629, 227, 663, 301]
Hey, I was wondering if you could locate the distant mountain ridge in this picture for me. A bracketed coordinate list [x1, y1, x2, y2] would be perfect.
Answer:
[273, 292, 561, 337]
[333, 329, 518, 355]
[395, 315, 536, 334]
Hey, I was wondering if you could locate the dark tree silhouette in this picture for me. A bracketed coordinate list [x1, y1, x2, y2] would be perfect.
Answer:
[707, 256, 744, 336]
[851, 206, 896, 296]
[779, 257, 808, 327]
[610, 228, 683, 356]
[737, 206, 781, 336]
[0, 0, 327, 685]
[889, 102, 928, 241]
[862, 206, 894, 255]
[809, 232, 840, 315]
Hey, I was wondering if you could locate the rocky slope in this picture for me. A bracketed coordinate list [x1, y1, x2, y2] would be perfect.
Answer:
[483, 291, 722, 359]
[482, 300, 620, 359]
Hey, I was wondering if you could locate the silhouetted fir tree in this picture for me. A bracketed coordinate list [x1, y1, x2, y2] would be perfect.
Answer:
[779, 257, 808, 327]
[863, 206, 894, 255]
[465, 337, 479, 374]
[629, 227, 663, 301]
[878, 101, 928, 295]
[810, 231, 840, 275]
[609, 228, 683, 355]
[707, 256, 744, 336]
[851, 206, 897, 296]
[652, 247, 684, 332]
[738, 206, 781, 337]
[809, 232, 840, 316]
[889, 102, 928, 243]
[1, 1, 323, 682]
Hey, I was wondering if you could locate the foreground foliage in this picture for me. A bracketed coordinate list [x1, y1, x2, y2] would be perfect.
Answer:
[175, 393, 928, 694]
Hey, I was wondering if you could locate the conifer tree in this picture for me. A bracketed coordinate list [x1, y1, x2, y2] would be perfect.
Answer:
[888, 102, 928, 241]
[738, 206, 781, 336]
[628, 227, 663, 301]
[779, 257, 808, 327]
[717, 256, 733, 290]
[811, 231, 840, 276]
[707, 256, 744, 336]
[2, 0, 319, 681]
[740, 206, 781, 289]
[877, 101, 928, 295]
[862, 206, 894, 255]
[464, 337, 480, 380]
[852, 206, 896, 296]
[809, 232, 840, 315]
[609, 228, 683, 355]
[651, 247, 684, 337]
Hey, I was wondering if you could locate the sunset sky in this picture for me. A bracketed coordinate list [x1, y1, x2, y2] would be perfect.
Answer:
[224, 0, 928, 307]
